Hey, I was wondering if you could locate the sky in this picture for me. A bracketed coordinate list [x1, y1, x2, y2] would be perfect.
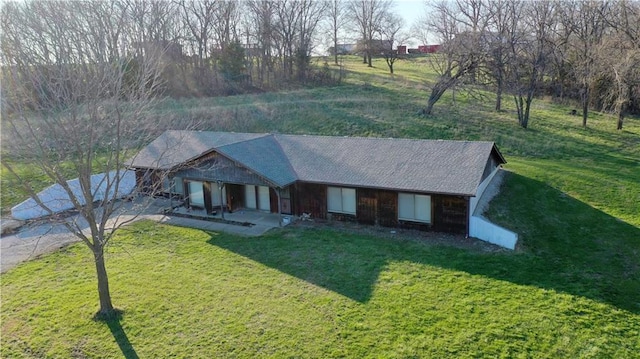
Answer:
[393, 0, 425, 27]
[392, 0, 432, 46]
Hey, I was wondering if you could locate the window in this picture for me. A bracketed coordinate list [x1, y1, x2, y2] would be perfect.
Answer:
[327, 187, 356, 214]
[398, 193, 431, 223]
[188, 181, 205, 207]
[172, 177, 184, 195]
[162, 175, 182, 194]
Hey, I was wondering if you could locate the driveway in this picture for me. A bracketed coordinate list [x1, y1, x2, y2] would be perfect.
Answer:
[1, 198, 279, 273]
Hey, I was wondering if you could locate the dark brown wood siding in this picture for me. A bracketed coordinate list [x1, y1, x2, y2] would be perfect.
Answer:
[356, 188, 398, 227]
[269, 188, 279, 213]
[433, 195, 468, 234]
[377, 190, 398, 227]
[294, 183, 327, 219]
[291, 182, 469, 235]
[356, 188, 377, 225]
[135, 169, 163, 194]
[203, 182, 213, 214]
[227, 184, 244, 212]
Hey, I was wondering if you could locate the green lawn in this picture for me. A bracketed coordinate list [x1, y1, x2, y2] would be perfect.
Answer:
[2, 221, 638, 358]
[2, 55, 639, 357]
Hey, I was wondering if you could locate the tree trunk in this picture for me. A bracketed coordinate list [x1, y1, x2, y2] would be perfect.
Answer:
[424, 84, 448, 115]
[522, 94, 533, 129]
[333, 26, 338, 65]
[495, 75, 503, 111]
[617, 112, 624, 130]
[424, 75, 458, 115]
[581, 86, 589, 127]
[514, 95, 524, 127]
[367, 52, 372, 67]
[94, 245, 114, 317]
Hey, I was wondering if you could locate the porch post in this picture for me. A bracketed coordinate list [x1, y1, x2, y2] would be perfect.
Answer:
[217, 180, 225, 219]
[276, 188, 282, 227]
[169, 177, 174, 210]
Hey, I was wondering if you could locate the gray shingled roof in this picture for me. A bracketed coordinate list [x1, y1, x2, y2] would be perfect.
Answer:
[216, 135, 298, 187]
[126, 131, 265, 170]
[128, 131, 505, 196]
[275, 135, 502, 196]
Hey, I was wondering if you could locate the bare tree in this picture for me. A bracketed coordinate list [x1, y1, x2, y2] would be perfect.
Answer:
[564, 0, 611, 127]
[547, 0, 574, 102]
[379, 12, 405, 74]
[177, 0, 217, 68]
[605, 41, 640, 130]
[327, 0, 348, 65]
[211, 0, 240, 52]
[127, 0, 180, 47]
[296, 0, 328, 80]
[1, 0, 171, 318]
[504, 0, 554, 128]
[600, 0, 640, 130]
[245, 0, 276, 85]
[274, 0, 302, 79]
[348, 0, 393, 67]
[419, 0, 488, 115]
[485, 0, 520, 111]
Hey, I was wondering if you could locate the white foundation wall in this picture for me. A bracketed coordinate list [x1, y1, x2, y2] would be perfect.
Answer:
[469, 216, 518, 250]
[468, 167, 518, 250]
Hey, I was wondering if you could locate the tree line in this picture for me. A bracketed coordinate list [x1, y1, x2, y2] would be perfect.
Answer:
[420, 0, 640, 130]
[3, 1, 639, 129]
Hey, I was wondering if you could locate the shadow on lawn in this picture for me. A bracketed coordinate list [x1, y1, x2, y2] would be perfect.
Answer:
[207, 173, 640, 313]
[105, 317, 139, 359]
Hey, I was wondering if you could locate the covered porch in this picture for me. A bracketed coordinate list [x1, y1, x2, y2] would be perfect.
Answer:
[166, 202, 293, 230]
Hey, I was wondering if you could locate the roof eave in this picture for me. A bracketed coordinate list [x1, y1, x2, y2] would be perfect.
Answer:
[293, 179, 474, 197]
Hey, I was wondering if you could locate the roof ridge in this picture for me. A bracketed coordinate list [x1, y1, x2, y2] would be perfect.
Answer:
[273, 134, 301, 182]
[277, 133, 494, 144]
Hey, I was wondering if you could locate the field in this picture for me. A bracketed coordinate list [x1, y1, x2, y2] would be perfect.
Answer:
[1, 56, 639, 357]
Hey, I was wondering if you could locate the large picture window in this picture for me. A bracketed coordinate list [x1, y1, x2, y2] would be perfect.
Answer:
[398, 193, 431, 223]
[327, 187, 356, 214]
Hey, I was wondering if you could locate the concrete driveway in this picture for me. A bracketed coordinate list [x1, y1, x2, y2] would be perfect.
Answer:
[1, 198, 280, 273]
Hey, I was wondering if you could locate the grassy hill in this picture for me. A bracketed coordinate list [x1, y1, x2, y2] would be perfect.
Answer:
[1, 56, 639, 358]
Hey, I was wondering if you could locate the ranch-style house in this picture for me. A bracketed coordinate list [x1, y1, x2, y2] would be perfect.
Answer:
[128, 131, 506, 237]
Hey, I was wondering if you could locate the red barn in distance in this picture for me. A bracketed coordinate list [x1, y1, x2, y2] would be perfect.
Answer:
[397, 45, 407, 54]
[418, 44, 441, 53]
[407, 44, 440, 54]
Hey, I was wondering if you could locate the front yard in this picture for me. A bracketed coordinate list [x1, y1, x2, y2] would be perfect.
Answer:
[2, 215, 638, 358]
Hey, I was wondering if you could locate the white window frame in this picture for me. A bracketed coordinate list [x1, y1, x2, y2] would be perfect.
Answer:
[327, 187, 356, 215]
[398, 193, 431, 223]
